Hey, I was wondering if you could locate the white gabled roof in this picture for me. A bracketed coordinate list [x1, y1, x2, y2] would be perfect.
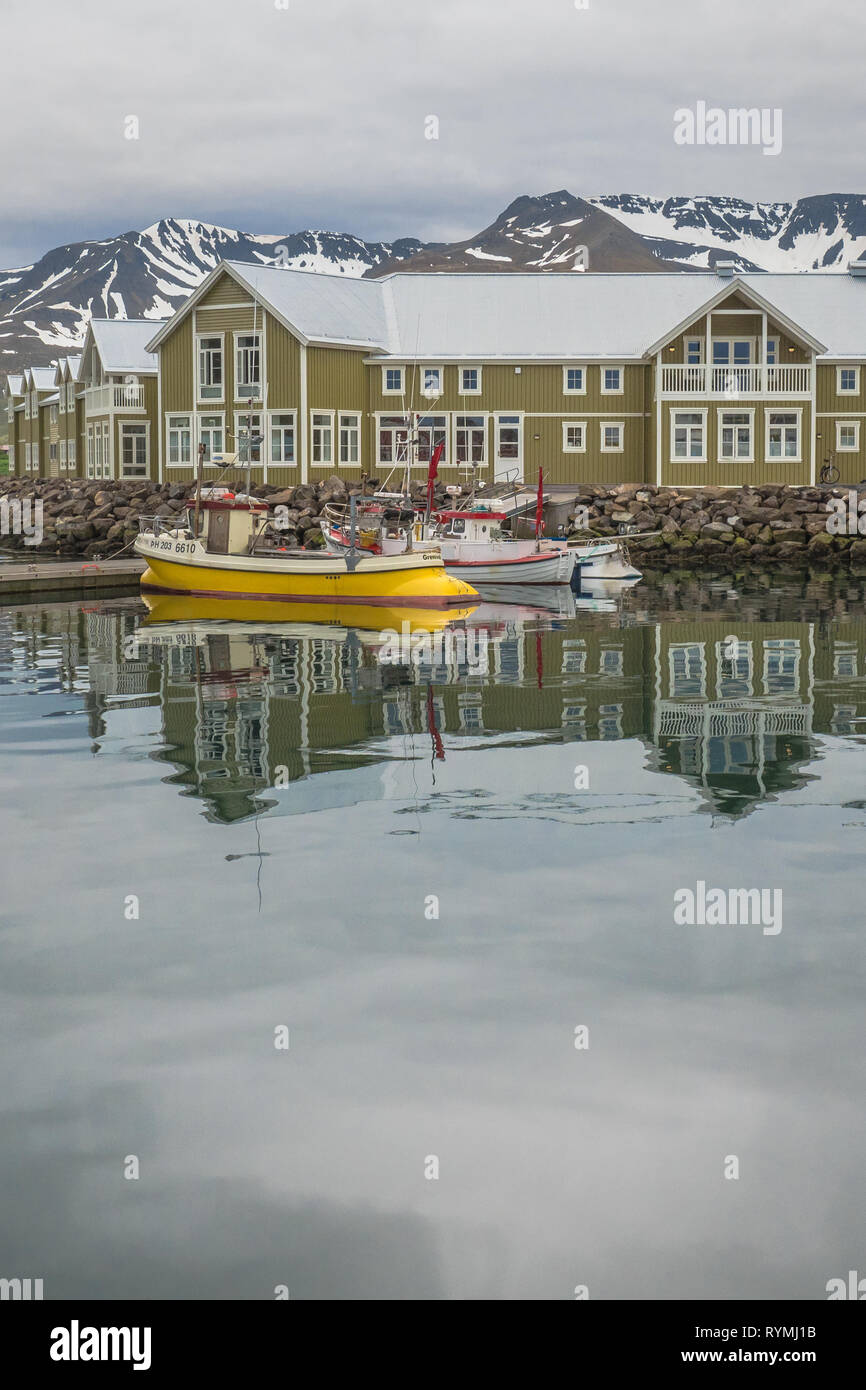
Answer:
[89, 320, 164, 374]
[143, 261, 866, 362]
[5, 373, 24, 396]
[24, 366, 58, 391]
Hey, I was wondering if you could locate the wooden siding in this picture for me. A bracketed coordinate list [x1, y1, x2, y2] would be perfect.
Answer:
[815, 361, 866, 484]
[161, 315, 194, 412]
[198, 271, 252, 308]
[664, 313, 809, 363]
[660, 401, 812, 487]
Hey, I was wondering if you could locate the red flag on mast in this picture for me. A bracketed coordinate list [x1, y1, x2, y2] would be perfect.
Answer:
[535, 466, 544, 539]
[427, 440, 445, 513]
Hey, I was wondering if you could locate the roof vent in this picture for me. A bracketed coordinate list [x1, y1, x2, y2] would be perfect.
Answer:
[716, 260, 737, 278]
[848, 259, 866, 277]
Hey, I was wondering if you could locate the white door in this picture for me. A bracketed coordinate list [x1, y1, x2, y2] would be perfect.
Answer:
[494, 414, 523, 483]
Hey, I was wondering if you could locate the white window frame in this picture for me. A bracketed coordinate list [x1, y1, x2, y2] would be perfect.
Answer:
[563, 366, 586, 395]
[670, 408, 707, 463]
[454, 412, 487, 468]
[196, 412, 226, 465]
[32, 441, 39, 473]
[338, 412, 361, 467]
[421, 365, 443, 399]
[234, 331, 262, 400]
[414, 414, 449, 469]
[68, 439, 76, 470]
[166, 414, 192, 468]
[59, 439, 67, 469]
[50, 404, 58, 426]
[311, 410, 335, 468]
[59, 386, 66, 416]
[268, 409, 297, 467]
[601, 366, 623, 395]
[459, 366, 482, 396]
[766, 409, 802, 462]
[376, 413, 410, 467]
[837, 366, 861, 395]
[197, 332, 225, 403]
[562, 421, 587, 453]
[25, 442, 32, 472]
[717, 407, 755, 463]
[600, 421, 624, 452]
[119, 421, 150, 479]
[234, 410, 264, 466]
[684, 337, 704, 364]
[836, 420, 861, 452]
[382, 365, 404, 396]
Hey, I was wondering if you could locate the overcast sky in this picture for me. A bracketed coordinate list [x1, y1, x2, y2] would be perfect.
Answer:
[3, 0, 865, 267]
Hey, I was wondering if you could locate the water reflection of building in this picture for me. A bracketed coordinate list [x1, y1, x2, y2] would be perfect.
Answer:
[137, 615, 866, 824]
[8, 603, 866, 824]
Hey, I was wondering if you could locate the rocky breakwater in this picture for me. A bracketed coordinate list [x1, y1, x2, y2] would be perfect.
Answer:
[568, 483, 866, 570]
[0, 474, 458, 559]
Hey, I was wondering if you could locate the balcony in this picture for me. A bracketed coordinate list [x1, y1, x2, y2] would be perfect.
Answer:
[85, 383, 145, 413]
[660, 364, 812, 398]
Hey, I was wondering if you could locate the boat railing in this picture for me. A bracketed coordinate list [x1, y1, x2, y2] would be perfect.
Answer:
[139, 509, 192, 537]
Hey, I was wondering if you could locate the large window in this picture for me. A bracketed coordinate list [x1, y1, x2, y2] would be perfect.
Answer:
[235, 333, 261, 398]
[270, 412, 296, 465]
[767, 411, 800, 460]
[167, 415, 192, 466]
[120, 423, 149, 478]
[719, 410, 753, 461]
[455, 414, 486, 465]
[311, 412, 333, 466]
[198, 336, 223, 401]
[378, 415, 409, 465]
[235, 412, 263, 464]
[339, 413, 360, 466]
[672, 411, 706, 460]
[198, 414, 224, 463]
[417, 415, 447, 465]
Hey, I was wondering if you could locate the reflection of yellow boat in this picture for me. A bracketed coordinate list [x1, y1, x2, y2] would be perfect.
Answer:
[140, 592, 478, 636]
[134, 494, 477, 608]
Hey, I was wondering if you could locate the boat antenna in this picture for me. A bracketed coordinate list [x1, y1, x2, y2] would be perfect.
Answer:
[193, 440, 205, 537]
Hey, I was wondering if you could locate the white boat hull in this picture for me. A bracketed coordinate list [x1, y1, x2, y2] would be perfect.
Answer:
[321, 522, 576, 585]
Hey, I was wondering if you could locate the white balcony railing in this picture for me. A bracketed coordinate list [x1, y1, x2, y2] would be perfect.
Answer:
[660, 364, 811, 397]
[85, 383, 145, 412]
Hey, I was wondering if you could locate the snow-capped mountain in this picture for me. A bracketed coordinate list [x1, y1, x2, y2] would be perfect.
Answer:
[3, 193, 866, 375]
[0, 219, 426, 373]
[590, 193, 866, 272]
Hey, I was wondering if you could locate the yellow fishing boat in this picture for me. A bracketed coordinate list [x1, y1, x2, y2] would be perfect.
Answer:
[134, 491, 478, 608]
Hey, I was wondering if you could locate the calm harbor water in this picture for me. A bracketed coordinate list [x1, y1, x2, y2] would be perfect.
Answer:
[1, 573, 865, 1300]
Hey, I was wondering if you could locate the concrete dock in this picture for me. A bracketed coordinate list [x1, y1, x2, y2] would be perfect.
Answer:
[0, 557, 145, 599]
